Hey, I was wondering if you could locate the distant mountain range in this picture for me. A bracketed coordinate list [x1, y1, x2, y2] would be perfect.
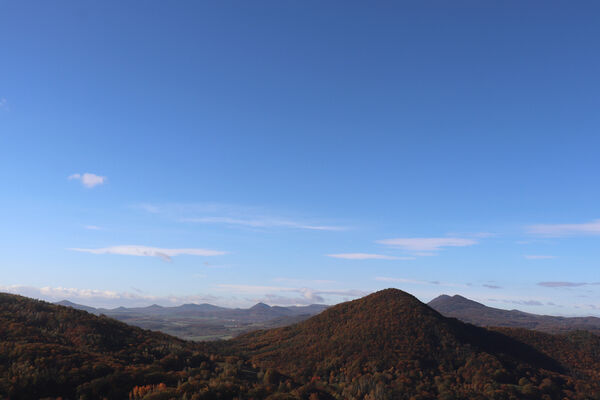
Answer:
[428, 294, 600, 334]
[56, 293, 600, 341]
[55, 299, 328, 340]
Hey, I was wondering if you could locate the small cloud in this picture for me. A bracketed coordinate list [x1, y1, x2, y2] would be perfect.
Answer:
[138, 203, 160, 213]
[527, 219, 600, 237]
[472, 232, 496, 238]
[487, 297, 546, 307]
[202, 261, 229, 269]
[69, 245, 226, 262]
[326, 253, 413, 260]
[516, 300, 544, 306]
[84, 225, 102, 230]
[538, 281, 600, 288]
[69, 173, 106, 188]
[524, 255, 556, 260]
[377, 237, 477, 252]
[483, 284, 502, 289]
[0, 98, 7, 109]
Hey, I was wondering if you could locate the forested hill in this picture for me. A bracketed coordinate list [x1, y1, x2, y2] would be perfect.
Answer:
[0, 292, 328, 400]
[3, 289, 600, 399]
[429, 294, 600, 334]
[226, 289, 600, 399]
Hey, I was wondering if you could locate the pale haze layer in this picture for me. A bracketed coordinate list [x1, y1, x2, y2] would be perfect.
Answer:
[1, 1, 599, 315]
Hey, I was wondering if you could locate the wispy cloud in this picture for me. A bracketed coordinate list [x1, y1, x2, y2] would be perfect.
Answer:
[374, 276, 465, 287]
[0, 98, 7, 110]
[138, 203, 346, 232]
[139, 203, 160, 213]
[183, 216, 345, 231]
[524, 255, 556, 260]
[327, 253, 412, 260]
[69, 245, 226, 262]
[216, 284, 367, 305]
[376, 237, 477, 252]
[483, 284, 502, 289]
[68, 173, 106, 188]
[0, 284, 221, 308]
[527, 219, 600, 237]
[84, 225, 102, 230]
[538, 281, 600, 288]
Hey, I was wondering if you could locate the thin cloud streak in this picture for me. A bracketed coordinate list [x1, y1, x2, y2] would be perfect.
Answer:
[327, 253, 412, 260]
[538, 281, 600, 288]
[524, 255, 556, 259]
[376, 237, 477, 252]
[69, 245, 226, 262]
[527, 219, 600, 237]
[183, 216, 345, 231]
[138, 202, 347, 231]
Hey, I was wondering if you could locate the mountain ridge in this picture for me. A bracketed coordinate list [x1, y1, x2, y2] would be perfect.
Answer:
[429, 294, 600, 333]
[54, 298, 329, 341]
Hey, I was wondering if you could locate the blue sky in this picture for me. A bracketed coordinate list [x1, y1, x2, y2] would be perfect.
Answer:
[1, 1, 599, 314]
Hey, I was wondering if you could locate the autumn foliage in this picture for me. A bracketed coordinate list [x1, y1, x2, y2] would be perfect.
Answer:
[2, 289, 600, 399]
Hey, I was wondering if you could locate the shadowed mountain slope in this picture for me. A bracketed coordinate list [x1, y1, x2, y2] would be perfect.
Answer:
[429, 294, 600, 334]
[0, 292, 328, 400]
[225, 289, 600, 399]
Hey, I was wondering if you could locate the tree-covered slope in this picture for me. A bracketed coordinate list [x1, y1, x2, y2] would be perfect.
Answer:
[226, 289, 600, 400]
[0, 292, 326, 400]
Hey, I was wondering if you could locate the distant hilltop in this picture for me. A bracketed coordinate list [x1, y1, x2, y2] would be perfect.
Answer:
[429, 294, 600, 334]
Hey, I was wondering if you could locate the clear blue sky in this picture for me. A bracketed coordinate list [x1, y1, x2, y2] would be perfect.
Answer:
[1, 1, 599, 314]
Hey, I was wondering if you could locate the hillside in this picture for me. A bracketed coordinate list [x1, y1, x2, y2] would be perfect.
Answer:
[429, 294, 600, 334]
[4, 289, 600, 399]
[227, 289, 600, 399]
[0, 292, 328, 400]
[56, 299, 328, 341]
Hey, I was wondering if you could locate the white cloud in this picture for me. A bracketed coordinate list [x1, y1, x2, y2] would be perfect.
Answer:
[376, 237, 477, 252]
[0, 284, 221, 308]
[327, 253, 413, 260]
[68, 173, 107, 188]
[69, 245, 226, 262]
[0, 98, 7, 109]
[216, 284, 367, 305]
[183, 216, 345, 231]
[527, 219, 600, 237]
[524, 255, 556, 260]
[84, 225, 102, 230]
